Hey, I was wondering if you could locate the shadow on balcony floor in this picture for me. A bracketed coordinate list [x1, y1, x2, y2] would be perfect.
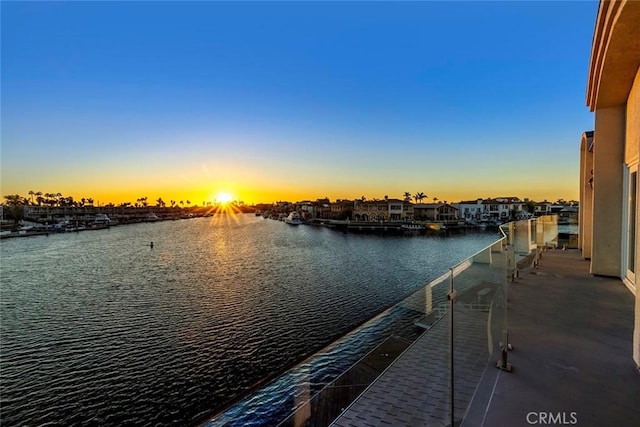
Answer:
[464, 249, 640, 427]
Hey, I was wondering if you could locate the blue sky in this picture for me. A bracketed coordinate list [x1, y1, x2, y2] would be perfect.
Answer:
[1, 1, 598, 205]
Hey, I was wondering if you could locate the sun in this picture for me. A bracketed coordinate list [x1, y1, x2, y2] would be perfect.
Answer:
[215, 192, 233, 205]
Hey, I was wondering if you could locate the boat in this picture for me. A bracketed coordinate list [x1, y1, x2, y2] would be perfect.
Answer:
[145, 212, 160, 222]
[54, 218, 72, 231]
[401, 223, 423, 231]
[426, 223, 447, 231]
[93, 213, 111, 225]
[285, 212, 302, 225]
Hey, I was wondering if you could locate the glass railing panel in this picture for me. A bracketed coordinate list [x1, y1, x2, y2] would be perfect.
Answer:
[530, 218, 537, 248]
[511, 219, 534, 255]
[400, 270, 451, 332]
[449, 234, 508, 425]
[536, 214, 559, 248]
[504, 219, 541, 273]
[557, 213, 579, 249]
[276, 274, 454, 427]
[501, 222, 517, 280]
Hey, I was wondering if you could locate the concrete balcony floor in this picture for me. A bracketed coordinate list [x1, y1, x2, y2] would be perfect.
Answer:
[464, 249, 639, 427]
[331, 249, 639, 427]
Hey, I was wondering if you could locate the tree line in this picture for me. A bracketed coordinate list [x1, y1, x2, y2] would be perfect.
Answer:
[2, 192, 197, 209]
[359, 192, 439, 204]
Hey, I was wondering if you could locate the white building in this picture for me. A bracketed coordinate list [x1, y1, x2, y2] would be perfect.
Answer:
[454, 197, 525, 223]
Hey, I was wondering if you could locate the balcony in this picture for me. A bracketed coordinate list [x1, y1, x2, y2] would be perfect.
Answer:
[328, 217, 639, 427]
[464, 248, 639, 426]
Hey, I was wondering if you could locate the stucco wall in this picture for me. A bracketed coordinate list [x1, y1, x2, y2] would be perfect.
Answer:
[628, 67, 640, 368]
[591, 106, 625, 277]
[626, 68, 640, 164]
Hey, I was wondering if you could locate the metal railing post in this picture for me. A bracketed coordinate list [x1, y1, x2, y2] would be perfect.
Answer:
[447, 268, 457, 426]
[497, 224, 515, 373]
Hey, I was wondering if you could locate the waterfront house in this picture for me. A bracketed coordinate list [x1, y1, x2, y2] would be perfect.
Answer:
[558, 205, 579, 225]
[534, 201, 552, 216]
[581, 0, 639, 368]
[352, 198, 413, 222]
[294, 200, 315, 220]
[413, 203, 459, 222]
[454, 197, 524, 223]
[329, 199, 354, 220]
[312, 198, 332, 219]
[23, 205, 69, 222]
[485, 197, 525, 221]
[454, 199, 485, 222]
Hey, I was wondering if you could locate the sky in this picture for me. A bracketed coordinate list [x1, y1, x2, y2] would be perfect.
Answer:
[1, 1, 598, 206]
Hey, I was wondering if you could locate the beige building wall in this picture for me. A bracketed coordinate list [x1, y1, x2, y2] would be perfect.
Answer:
[586, 0, 640, 369]
[627, 68, 640, 366]
[590, 106, 625, 276]
[626, 69, 640, 162]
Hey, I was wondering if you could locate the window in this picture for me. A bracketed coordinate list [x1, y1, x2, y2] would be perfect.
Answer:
[627, 169, 637, 275]
[623, 164, 637, 292]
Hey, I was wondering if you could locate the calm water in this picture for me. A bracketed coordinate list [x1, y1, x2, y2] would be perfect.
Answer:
[0, 215, 498, 426]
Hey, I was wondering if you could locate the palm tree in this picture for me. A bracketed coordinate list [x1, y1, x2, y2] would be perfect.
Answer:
[403, 192, 412, 202]
[414, 192, 426, 203]
[433, 197, 439, 204]
[4, 194, 26, 205]
[3, 194, 26, 223]
[35, 191, 43, 205]
[28, 190, 35, 205]
[136, 197, 148, 207]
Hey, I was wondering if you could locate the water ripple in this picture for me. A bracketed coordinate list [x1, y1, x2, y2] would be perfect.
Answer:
[1, 215, 497, 425]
